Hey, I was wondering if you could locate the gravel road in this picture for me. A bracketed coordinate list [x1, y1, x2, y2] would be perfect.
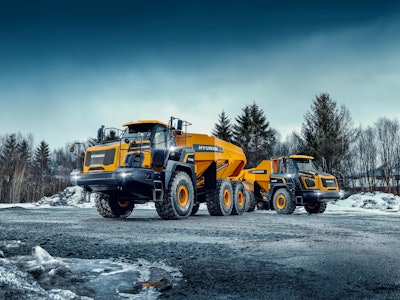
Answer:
[1, 206, 400, 299]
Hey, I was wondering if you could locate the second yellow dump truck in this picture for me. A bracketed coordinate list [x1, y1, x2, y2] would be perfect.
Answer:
[240, 155, 340, 214]
[70, 117, 248, 219]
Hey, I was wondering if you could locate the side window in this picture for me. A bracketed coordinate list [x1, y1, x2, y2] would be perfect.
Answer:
[153, 126, 166, 149]
[288, 160, 297, 173]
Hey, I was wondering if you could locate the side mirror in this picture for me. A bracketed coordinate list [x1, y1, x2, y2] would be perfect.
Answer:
[97, 125, 104, 143]
[176, 119, 183, 135]
[70, 144, 75, 153]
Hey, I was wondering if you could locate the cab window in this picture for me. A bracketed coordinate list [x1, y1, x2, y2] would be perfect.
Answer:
[153, 126, 166, 149]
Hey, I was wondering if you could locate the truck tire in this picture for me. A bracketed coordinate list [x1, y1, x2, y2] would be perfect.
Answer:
[191, 202, 200, 216]
[95, 193, 135, 218]
[206, 179, 233, 216]
[305, 203, 327, 214]
[245, 189, 256, 212]
[272, 188, 296, 214]
[155, 171, 194, 220]
[231, 181, 246, 215]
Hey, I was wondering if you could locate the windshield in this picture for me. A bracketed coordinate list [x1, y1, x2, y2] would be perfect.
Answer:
[121, 124, 154, 141]
[293, 158, 319, 172]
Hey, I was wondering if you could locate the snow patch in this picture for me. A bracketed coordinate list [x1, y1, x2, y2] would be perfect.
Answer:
[0, 245, 182, 300]
[35, 186, 95, 208]
[335, 191, 400, 212]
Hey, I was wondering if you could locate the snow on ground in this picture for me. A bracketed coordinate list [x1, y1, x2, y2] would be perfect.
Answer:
[330, 191, 400, 213]
[0, 245, 182, 300]
[1, 188, 399, 299]
[2, 186, 400, 215]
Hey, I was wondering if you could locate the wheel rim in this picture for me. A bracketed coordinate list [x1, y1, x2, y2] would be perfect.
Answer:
[237, 190, 244, 207]
[177, 185, 189, 207]
[276, 195, 286, 210]
[308, 204, 317, 209]
[117, 201, 130, 208]
[223, 189, 231, 207]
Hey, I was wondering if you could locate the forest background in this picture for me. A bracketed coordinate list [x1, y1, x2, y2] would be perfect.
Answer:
[1, 93, 399, 203]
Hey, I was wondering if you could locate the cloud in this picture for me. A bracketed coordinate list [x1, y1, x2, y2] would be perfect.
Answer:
[1, 6, 400, 148]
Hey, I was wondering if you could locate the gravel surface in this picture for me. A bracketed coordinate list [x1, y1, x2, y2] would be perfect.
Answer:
[1, 206, 400, 299]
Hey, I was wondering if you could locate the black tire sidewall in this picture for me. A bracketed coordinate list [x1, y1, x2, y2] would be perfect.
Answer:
[273, 188, 295, 214]
[170, 172, 194, 218]
[218, 179, 233, 215]
[232, 181, 246, 215]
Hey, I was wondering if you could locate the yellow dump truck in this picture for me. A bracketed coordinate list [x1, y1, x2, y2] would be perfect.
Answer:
[240, 155, 340, 214]
[70, 117, 247, 219]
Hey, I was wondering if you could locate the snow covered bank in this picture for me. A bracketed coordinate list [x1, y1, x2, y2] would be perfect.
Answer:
[333, 191, 400, 213]
[36, 186, 95, 208]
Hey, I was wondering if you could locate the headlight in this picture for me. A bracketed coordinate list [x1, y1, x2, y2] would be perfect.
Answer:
[305, 179, 315, 187]
[70, 170, 81, 184]
[120, 172, 132, 178]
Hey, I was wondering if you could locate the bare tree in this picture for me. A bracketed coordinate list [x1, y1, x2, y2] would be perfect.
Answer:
[354, 126, 377, 192]
[375, 117, 400, 192]
[273, 131, 303, 157]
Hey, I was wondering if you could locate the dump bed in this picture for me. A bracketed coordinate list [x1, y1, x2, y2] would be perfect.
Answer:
[175, 133, 246, 180]
[240, 160, 272, 191]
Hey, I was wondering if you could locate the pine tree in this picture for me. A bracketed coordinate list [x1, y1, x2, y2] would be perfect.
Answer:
[300, 93, 356, 174]
[0, 134, 18, 202]
[212, 110, 233, 143]
[233, 102, 275, 167]
[34, 140, 51, 198]
[233, 105, 253, 161]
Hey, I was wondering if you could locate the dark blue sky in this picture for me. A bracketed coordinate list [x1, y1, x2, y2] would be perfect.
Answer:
[1, 1, 400, 148]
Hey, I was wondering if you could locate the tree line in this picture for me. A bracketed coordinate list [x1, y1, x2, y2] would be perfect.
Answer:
[0, 134, 76, 203]
[213, 93, 400, 194]
[1, 92, 399, 203]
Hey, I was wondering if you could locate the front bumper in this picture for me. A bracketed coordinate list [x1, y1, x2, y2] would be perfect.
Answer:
[296, 190, 340, 204]
[70, 168, 157, 200]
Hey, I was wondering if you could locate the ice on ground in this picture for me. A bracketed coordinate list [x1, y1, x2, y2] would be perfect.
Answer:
[0, 245, 182, 300]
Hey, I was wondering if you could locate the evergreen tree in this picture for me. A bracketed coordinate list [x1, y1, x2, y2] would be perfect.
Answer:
[212, 110, 233, 143]
[233, 105, 253, 162]
[233, 102, 275, 167]
[34, 140, 51, 198]
[300, 93, 356, 174]
[0, 134, 18, 202]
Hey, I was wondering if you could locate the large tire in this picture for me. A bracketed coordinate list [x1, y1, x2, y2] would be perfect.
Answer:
[272, 188, 296, 214]
[191, 202, 200, 216]
[245, 189, 256, 212]
[95, 193, 135, 218]
[155, 171, 194, 220]
[206, 179, 233, 216]
[231, 181, 246, 215]
[305, 202, 327, 214]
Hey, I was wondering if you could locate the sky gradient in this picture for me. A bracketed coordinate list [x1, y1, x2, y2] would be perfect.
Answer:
[1, 0, 400, 149]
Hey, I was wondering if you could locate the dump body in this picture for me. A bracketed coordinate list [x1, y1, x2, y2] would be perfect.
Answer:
[176, 133, 246, 181]
[70, 118, 247, 219]
[240, 155, 340, 214]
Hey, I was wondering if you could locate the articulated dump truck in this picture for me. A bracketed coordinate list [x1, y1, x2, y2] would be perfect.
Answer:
[240, 155, 340, 214]
[70, 117, 249, 220]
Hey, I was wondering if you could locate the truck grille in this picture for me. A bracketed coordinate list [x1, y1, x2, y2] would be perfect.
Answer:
[85, 149, 116, 167]
[321, 178, 337, 188]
